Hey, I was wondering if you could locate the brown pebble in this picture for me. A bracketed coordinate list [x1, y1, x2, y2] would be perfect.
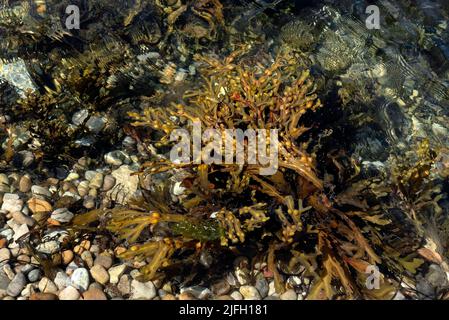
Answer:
[162, 294, 177, 300]
[74, 240, 91, 255]
[80, 240, 91, 250]
[215, 295, 233, 300]
[178, 292, 197, 300]
[114, 246, 127, 257]
[12, 211, 35, 227]
[47, 218, 61, 226]
[19, 175, 32, 193]
[27, 197, 52, 214]
[73, 245, 83, 255]
[17, 254, 30, 263]
[62, 250, 74, 265]
[94, 252, 113, 269]
[82, 287, 107, 300]
[29, 292, 58, 300]
[0, 238, 7, 249]
[46, 178, 59, 186]
[61, 182, 73, 192]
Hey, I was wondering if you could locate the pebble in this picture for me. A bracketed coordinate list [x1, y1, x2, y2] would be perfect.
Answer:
[102, 175, 116, 191]
[11, 211, 35, 227]
[117, 275, 131, 295]
[235, 267, 250, 285]
[178, 292, 197, 300]
[3, 264, 15, 279]
[211, 280, 231, 296]
[181, 286, 212, 299]
[36, 240, 59, 255]
[89, 245, 100, 255]
[10, 247, 20, 257]
[88, 188, 98, 197]
[21, 259, 36, 275]
[130, 280, 156, 300]
[104, 150, 129, 166]
[426, 264, 448, 288]
[161, 282, 172, 293]
[0, 248, 11, 263]
[1, 194, 23, 213]
[71, 268, 90, 292]
[62, 250, 74, 265]
[230, 291, 243, 300]
[27, 198, 52, 214]
[66, 261, 78, 276]
[50, 208, 74, 223]
[38, 277, 58, 294]
[85, 171, 97, 181]
[89, 173, 104, 189]
[94, 253, 113, 269]
[82, 287, 107, 300]
[83, 196, 95, 209]
[264, 296, 281, 300]
[72, 109, 89, 126]
[29, 292, 58, 300]
[59, 286, 80, 300]
[239, 285, 261, 300]
[61, 192, 81, 201]
[81, 250, 94, 268]
[0, 238, 6, 248]
[255, 277, 269, 298]
[122, 136, 136, 149]
[108, 264, 127, 285]
[280, 289, 297, 300]
[393, 291, 406, 300]
[268, 281, 277, 296]
[13, 224, 29, 242]
[74, 240, 91, 254]
[76, 181, 89, 197]
[90, 265, 109, 285]
[0, 229, 13, 241]
[0, 174, 9, 187]
[27, 269, 41, 282]
[162, 294, 177, 300]
[31, 185, 51, 198]
[17, 254, 30, 264]
[86, 116, 106, 133]
[226, 272, 238, 286]
[6, 272, 26, 297]
[108, 165, 139, 205]
[54, 271, 72, 290]
[21, 283, 37, 297]
[286, 276, 302, 288]
[19, 175, 32, 193]
[172, 181, 186, 196]
[0, 272, 10, 290]
[65, 172, 80, 182]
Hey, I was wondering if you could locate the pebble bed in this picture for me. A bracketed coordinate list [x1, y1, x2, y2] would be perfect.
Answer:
[0, 144, 317, 300]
